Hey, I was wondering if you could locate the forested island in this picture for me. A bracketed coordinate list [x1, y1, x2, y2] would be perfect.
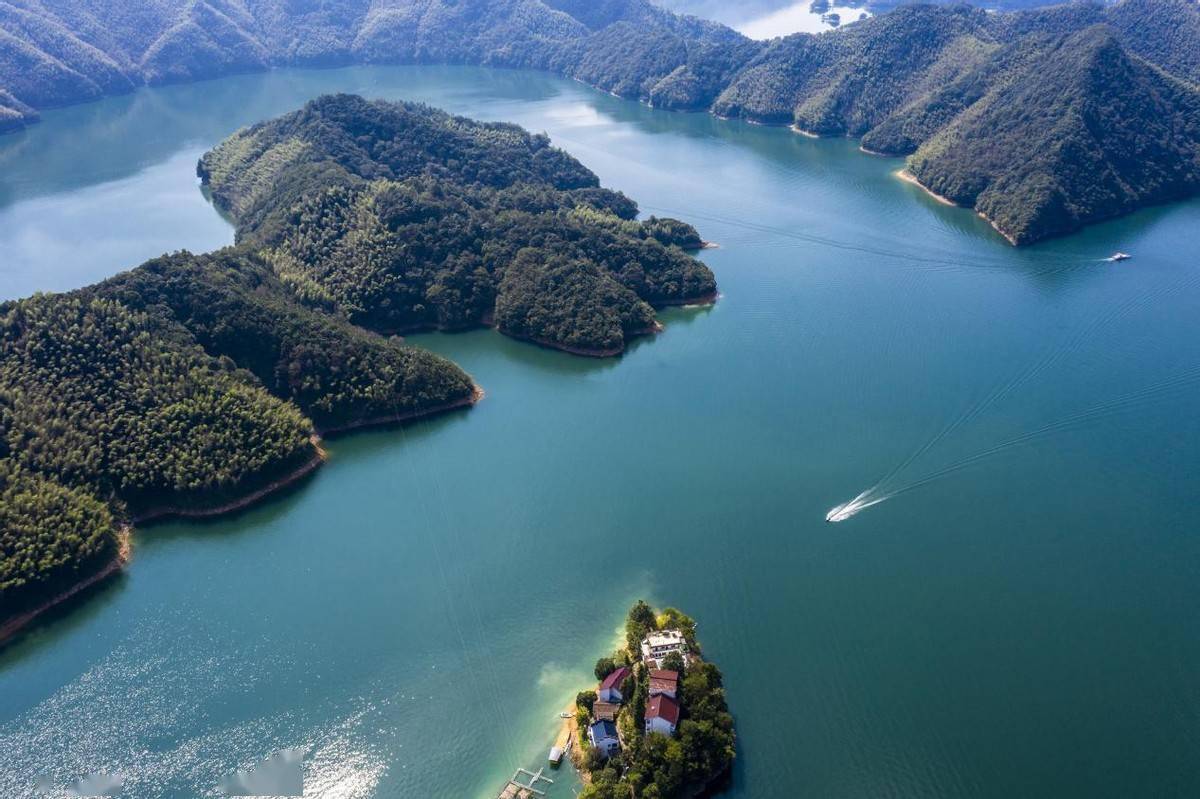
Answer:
[0, 97, 711, 641]
[1, 0, 1198, 243]
[199, 94, 716, 356]
[569, 602, 736, 799]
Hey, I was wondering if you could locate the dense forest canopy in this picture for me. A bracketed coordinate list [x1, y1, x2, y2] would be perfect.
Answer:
[1, 0, 1197, 243]
[0, 245, 483, 620]
[1, 95, 709, 630]
[199, 94, 715, 354]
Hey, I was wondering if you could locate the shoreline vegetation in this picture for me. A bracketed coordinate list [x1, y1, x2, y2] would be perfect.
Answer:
[562, 602, 736, 799]
[0, 0, 1195, 245]
[0, 384, 485, 647]
[0, 528, 131, 647]
[0, 96, 715, 646]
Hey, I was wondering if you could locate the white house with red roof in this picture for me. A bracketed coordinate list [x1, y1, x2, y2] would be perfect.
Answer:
[597, 665, 630, 703]
[645, 693, 680, 736]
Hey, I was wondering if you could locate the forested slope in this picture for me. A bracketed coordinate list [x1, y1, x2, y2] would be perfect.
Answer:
[94, 250, 478, 431]
[199, 94, 715, 354]
[0, 246, 479, 625]
[1, 95, 708, 634]
[2, 0, 1197, 242]
[906, 25, 1200, 243]
[0, 287, 312, 619]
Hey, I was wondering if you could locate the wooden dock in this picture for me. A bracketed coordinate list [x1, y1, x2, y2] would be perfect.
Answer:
[496, 767, 553, 799]
[549, 700, 575, 766]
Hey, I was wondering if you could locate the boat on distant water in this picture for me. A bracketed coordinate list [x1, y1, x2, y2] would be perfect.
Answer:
[1107, 252, 1132, 262]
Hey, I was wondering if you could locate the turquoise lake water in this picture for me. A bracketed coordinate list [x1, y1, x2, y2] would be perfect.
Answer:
[1, 65, 1199, 798]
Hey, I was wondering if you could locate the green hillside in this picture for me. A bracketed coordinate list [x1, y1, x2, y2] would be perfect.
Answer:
[199, 94, 715, 354]
[1, 94, 710, 632]
[907, 25, 1200, 243]
[3, 0, 1195, 243]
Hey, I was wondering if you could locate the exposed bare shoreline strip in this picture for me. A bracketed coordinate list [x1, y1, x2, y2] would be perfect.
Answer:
[657, 289, 719, 308]
[894, 168, 957, 206]
[317, 384, 485, 436]
[132, 439, 328, 525]
[0, 528, 132, 646]
[0, 387, 484, 646]
[978, 210, 1020, 245]
[894, 170, 1021, 244]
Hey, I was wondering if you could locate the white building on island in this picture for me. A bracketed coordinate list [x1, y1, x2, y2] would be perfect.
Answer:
[645, 694, 680, 737]
[640, 629, 687, 667]
[588, 719, 621, 758]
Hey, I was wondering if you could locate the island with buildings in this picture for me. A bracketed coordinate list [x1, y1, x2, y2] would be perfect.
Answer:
[567, 602, 736, 799]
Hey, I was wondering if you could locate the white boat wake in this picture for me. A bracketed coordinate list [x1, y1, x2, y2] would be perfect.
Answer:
[825, 363, 1200, 523]
[825, 489, 892, 522]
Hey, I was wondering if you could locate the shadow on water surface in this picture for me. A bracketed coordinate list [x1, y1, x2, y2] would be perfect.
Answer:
[0, 571, 129, 662]
[409, 326, 636, 378]
[133, 468, 322, 553]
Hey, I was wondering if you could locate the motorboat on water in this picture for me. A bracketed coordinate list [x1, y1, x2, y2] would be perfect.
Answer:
[1107, 252, 1132, 262]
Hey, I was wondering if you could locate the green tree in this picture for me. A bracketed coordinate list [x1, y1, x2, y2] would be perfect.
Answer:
[577, 690, 598, 713]
[659, 651, 686, 675]
[594, 657, 618, 680]
[626, 599, 658, 653]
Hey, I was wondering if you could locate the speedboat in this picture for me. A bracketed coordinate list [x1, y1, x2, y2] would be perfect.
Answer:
[1107, 252, 1131, 262]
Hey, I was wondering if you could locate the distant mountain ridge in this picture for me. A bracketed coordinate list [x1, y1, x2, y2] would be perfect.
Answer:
[1, 0, 1198, 243]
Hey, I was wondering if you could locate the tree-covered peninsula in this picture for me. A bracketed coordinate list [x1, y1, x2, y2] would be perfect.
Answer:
[1, 0, 1198, 243]
[0, 247, 479, 632]
[1, 96, 712, 639]
[199, 94, 715, 356]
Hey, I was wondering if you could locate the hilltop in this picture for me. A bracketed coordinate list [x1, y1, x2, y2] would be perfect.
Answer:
[905, 24, 1200, 243]
[199, 94, 715, 355]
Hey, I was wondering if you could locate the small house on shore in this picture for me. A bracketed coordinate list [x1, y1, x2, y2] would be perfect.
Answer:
[588, 719, 621, 758]
[648, 669, 679, 699]
[598, 666, 630, 703]
[592, 700, 619, 722]
[645, 694, 680, 736]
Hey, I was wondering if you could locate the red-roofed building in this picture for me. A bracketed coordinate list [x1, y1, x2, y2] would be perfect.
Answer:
[598, 666, 630, 703]
[648, 669, 679, 699]
[645, 694, 680, 736]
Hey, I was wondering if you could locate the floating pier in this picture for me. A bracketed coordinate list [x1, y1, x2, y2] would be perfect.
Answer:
[496, 767, 554, 799]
